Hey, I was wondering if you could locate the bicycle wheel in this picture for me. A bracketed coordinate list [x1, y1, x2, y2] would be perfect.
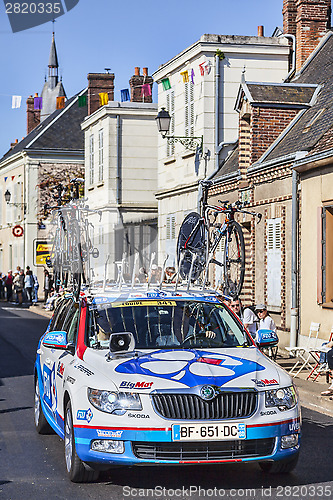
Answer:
[176, 212, 207, 280]
[69, 221, 83, 299]
[223, 221, 245, 297]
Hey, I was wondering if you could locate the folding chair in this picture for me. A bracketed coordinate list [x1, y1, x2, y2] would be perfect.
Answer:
[286, 322, 320, 377]
[307, 325, 333, 382]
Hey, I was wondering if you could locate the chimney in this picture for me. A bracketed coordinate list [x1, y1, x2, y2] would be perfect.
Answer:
[87, 72, 115, 115]
[295, 0, 331, 72]
[283, 0, 297, 35]
[10, 139, 18, 149]
[258, 25, 264, 36]
[129, 67, 153, 103]
[26, 93, 41, 135]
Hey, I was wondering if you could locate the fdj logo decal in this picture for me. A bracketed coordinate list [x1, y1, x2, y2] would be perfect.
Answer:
[77, 408, 93, 423]
[4, 1, 80, 33]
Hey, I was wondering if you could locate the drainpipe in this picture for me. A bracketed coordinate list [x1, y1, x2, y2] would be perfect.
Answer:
[116, 115, 121, 204]
[278, 34, 296, 82]
[290, 151, 307, 349]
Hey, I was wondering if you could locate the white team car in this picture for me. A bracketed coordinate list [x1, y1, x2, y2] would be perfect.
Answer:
[34, 287, 301, 482]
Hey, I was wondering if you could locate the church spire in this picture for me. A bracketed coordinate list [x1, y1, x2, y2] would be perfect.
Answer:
[48, 32, 59, 89]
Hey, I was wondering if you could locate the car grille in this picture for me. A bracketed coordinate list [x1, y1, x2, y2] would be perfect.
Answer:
[151, 391, 257, 420]
[132, 438, 275, 461]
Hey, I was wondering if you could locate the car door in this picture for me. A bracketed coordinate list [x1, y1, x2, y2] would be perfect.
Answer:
[40, 298, 72, 420]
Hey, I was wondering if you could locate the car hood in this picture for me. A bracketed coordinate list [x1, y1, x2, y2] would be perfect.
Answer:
[83, 347, 291, 392]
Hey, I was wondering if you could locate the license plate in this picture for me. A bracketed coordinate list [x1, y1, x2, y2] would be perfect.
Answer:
[172, 423, 246, 441]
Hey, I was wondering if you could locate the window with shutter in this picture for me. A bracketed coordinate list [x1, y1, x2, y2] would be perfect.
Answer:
[166, 214, 176, 266]
[98, 129, 103, 182]
[89, 134, 94, 185]
[166, 90, 175, 156]
[266, 218, 282, 307]
[319, 206, 333, 304]
[184, 81, 194, 138]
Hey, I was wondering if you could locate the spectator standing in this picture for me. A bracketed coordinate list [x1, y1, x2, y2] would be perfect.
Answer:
[255, 304, 277, 333]
[229, 297, 243, 320]
[0, 273, 4, 300]
[24, 267, 34, 304]
[243, 305, 258, 339]
[13, 270, 24, 305]
[44, 270, 51, 302]
[32, 273, 39, 305]
[5, 271, 13, 302]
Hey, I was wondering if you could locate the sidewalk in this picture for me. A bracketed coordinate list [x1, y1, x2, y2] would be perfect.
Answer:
[275, 352, 333, 418]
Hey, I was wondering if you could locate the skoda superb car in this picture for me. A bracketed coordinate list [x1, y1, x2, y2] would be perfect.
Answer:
[34, 288, 301, 482]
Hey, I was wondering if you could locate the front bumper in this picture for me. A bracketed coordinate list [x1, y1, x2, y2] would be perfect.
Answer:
[74, 418, 301, 466]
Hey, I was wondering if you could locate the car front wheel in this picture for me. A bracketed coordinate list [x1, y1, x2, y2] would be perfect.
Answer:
[34, 376, 52, 434]
[64, 400, 99, 483]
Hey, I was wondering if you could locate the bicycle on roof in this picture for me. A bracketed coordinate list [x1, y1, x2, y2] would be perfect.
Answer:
[45, 178, 101, 299]
[177, 179, 262, 297]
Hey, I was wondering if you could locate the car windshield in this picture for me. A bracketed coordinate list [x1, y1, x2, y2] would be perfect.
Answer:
[88, 300, 247, 349]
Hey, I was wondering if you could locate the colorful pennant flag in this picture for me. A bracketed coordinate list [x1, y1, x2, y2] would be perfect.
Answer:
[199, 63, 205, 76]
[78, 95, 87, 107]
[12, 95, 22, 109]
[180, 71, 189, 83]
[199, 61, 212, 76]
[205, 61, 212, 75]
[191, 69, 195, 84]
[99, 92, 109, 106]
[34, 96, 42, 110]
[11, 176, 15, 181]
[161, 78, 171, 91]
[141, 84, 152, 97]
[121, 89, 130, 102]
[4, 177, 8, 182]
[56, 96, 65, 109]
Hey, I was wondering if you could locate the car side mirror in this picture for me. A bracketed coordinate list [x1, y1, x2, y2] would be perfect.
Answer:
[256, 329, 279, 348]
[42, 331, 68, 349]
[66, 342, 76, 355]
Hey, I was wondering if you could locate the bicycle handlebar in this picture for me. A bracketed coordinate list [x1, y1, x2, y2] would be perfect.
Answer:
[217, 199, 262, 223]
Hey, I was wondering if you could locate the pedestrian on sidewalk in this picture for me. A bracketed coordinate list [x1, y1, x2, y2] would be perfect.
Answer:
[255, 304, 277, 333]
[13, 270, 24, 305]
[24, 267, 34, 304]
[44, 269, 51, 303]
[5, 271, 13, 302]
[32, 273, 39, 305]
[320, 343, 333, 397]
[243, 304, 259, 340]
[0, 273, 4, 300]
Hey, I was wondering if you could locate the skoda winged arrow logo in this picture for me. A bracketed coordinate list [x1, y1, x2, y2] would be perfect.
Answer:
[200, 385, 216, 401]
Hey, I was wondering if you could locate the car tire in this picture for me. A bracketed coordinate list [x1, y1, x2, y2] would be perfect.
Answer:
[64, 401, 99, 483]
[259, 452, 299, 474]
[34, 376, 53, 434]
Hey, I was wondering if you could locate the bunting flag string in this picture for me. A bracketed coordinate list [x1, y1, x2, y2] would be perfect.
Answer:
[34, 96, 42, 110]
[78, 95, 87, 107]
[99, 92, 109, 106]
[11, 175, 15, 181]
[121, 89, 130, 102]
[141, 84, 152, 97]
[180, 71, 189, 83]
[4, 177, 8, 182]
[56, 96, 65, 110]
[161, 78, 171, 91]
[12, 95, 22, 109]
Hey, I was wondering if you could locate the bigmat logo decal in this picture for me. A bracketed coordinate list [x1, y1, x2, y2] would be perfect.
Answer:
[116, 350, 265, 387]
[120, 381, 153, 390]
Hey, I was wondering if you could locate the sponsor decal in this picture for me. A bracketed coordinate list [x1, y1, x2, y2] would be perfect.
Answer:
[74, 364, 94, 376]
[289, 422, 300, 432]
[147, 290, 167, 298]
[57, 362, 65, 378]
[198, 296, 219, 303]
[260, 410, 277, 416]
[251, 378, 278, 387]
[66, 375, 76, 385]
[43, 363, 57, 414]
[92, 297, 109, 304]
[96, 429, 123, 438]
[77, 408, 93, 423]
[116, 350, 265, 387]
[45, 333, 66, 345]
[119, 381, 153, 390]
[112, 300, 176, 308]
[128, 413, 150, 418]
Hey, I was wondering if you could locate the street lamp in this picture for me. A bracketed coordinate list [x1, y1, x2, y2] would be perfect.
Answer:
[155, 108, 203, 154]
[4, 189, 26, 214]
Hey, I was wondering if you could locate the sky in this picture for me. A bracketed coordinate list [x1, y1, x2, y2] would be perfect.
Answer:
[0, 0, 284, 156]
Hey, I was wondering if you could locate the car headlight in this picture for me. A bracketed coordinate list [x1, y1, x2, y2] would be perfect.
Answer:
[88, 388, 142, 415]
[265, 386, 297, 411]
